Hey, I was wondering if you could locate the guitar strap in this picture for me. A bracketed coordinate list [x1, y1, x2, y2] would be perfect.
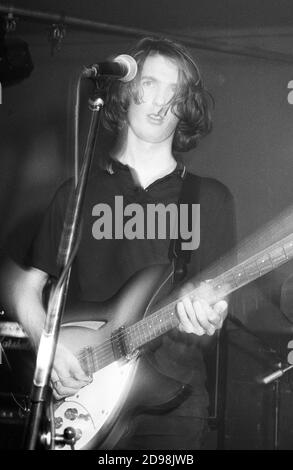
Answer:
[169, 171, 201, 285]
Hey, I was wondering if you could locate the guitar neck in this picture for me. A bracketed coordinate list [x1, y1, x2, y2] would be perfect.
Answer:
[124, 232, 293, 353]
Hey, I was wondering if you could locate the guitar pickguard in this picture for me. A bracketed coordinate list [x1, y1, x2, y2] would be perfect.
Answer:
[54, 359, 136, 450]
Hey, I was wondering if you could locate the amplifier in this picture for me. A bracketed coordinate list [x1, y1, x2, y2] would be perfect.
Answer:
[0, 392, 28, 449]
[0, 321, 34, 396]
[0, 321, 30, 359]
[0, 392, 28, 423]
[0, 322, 32, 449]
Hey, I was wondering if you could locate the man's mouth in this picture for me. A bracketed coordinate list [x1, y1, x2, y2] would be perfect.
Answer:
[147, 114, 164, 123]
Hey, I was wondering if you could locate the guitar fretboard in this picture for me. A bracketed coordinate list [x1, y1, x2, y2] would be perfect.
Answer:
[123, 232, 293, 353]
[77, 232, 293, 374]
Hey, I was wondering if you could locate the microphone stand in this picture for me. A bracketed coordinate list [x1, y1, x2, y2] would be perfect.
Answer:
[24, 86, 104, 450]
[228, 314, 292, 450]
[260, 363, 293, 450]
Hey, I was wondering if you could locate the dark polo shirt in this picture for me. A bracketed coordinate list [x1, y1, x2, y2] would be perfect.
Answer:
[12, 158, 235, 303]
[8, 158, 235, 413]
[26, 159, 188, 301]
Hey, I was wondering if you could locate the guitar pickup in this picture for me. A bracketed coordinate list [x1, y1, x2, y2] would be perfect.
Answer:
[111, 327, 129, 361]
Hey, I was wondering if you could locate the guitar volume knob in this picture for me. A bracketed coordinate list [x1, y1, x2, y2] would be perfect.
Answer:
[64, 408, 78, 421]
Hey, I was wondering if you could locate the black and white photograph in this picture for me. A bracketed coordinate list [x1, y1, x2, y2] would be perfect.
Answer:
[0, 0, 293, 453]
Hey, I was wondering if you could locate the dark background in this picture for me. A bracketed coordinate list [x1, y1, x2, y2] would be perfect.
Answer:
[1, 0, 293, 449]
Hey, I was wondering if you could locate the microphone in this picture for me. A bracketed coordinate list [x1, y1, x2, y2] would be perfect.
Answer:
[257, 363, 293, 385]
[82, 54, 137, 82]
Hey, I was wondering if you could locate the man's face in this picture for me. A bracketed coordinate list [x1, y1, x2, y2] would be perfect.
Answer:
[127, 53, 180, 145]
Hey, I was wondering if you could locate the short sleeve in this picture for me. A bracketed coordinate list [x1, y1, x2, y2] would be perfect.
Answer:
[31, 180, 74, 277]
[8, 180, 73, 278]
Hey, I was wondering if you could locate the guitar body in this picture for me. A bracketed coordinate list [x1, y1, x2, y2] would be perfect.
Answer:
[54, 264, 190, 450]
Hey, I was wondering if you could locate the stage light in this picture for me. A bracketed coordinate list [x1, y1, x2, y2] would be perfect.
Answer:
[0, 36, 34, 87]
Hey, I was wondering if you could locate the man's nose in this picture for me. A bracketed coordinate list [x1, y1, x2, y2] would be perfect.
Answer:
[153, 88, 170, 108]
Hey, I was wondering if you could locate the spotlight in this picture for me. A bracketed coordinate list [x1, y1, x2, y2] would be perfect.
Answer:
[0, 17, 34, 87]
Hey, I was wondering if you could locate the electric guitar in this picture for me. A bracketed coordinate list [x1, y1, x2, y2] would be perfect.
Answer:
[53, 232, 293, 450]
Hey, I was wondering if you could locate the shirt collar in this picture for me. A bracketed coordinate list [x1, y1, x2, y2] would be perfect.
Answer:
[106, 158, 186, 179]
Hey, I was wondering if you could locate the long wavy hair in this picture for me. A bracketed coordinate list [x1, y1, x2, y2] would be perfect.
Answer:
[101, 36, 214, 154]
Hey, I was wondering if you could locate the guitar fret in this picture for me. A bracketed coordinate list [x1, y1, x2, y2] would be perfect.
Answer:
[158, 315, 164, 335]
[268, 252, 275, 269]
[125, 331, 134, 353]
[90, 348, 96, 373]
[256, 255, 273, 276]
[224, 269, 242, 290]
[125, 305, 179, 353]
[79, 354, 88, 375]
[137, 322, 145, 346]
[83, 346, 93, 375]
[270, 246, 288, 268]
[284, 241, 293, 257]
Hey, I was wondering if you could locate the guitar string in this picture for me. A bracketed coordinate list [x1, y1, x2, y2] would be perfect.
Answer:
[76, 242, 293, 372]
[76, 303, 179, 371]
[76, 264, 236, 370]
[75, 265, 250, 371]
[75, 264, 244, 372]
[84, 309, 177, 364]
[76, 307, 177, 368]
[77, 277, 221, 374]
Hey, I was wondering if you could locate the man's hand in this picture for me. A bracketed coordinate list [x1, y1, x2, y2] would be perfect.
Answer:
[176, 281, 228, 336]
[50, 343, 92, 400]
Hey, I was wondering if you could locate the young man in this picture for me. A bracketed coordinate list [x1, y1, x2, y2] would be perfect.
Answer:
[1, 37, 235, 449]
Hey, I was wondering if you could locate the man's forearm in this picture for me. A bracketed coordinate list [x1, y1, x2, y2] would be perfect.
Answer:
[0, 259, 48, 349]
[13, 291, 46, 349]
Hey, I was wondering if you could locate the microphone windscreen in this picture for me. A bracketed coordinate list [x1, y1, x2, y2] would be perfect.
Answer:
[113, 54, 137, 82]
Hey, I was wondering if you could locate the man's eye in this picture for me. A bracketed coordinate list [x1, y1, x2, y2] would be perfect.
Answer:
[142, 80, 153, 87]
